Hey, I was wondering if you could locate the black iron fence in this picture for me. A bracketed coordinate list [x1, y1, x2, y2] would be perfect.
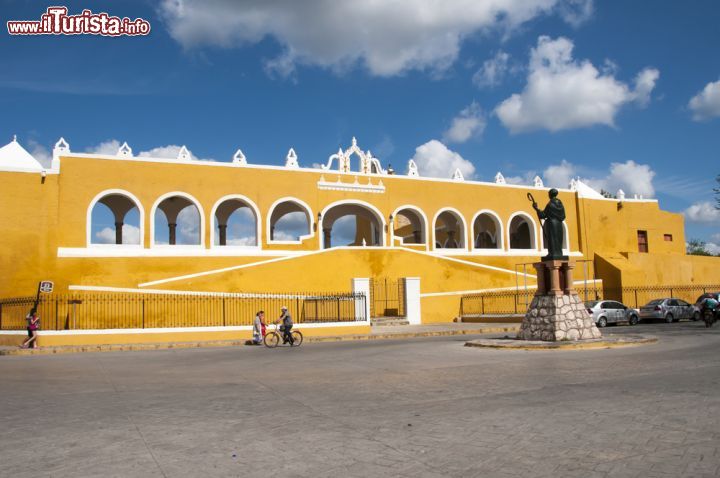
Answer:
[370, 277, 406, 318]
[0, 290, 367, 331]
[460, 284, 720, 317]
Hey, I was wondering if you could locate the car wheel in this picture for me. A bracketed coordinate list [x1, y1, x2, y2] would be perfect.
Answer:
[665, 313, 674, 324]
[693, 311, 700, 321]
[628, 314, 639, 326]
[597, 317, 607, 328]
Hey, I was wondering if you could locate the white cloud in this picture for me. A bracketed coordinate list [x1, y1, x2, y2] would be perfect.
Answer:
[705, 242, 720, 255]
[495, 36, 659, 133]
[557, 0, 594, 28]
[177, 206, 201, 244]
[543, 160, 576, 189]
[684, 201, 720, 224]
[443, 102, 487, 143]
[688, 79, 720, 121]
[472, 51, 510, 88]
[87, 139, 122, 155]
[139, 144, 214, 161]
[27, 140, 52, 168]
[543, 159, 655, 197]
[95, 224, 141, 244]
[159, 0, 588, 77]
[410, 140, 475, 179]
[712, 233, 720, 243]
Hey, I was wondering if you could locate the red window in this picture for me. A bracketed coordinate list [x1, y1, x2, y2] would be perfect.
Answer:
[638, 230, 648, 253]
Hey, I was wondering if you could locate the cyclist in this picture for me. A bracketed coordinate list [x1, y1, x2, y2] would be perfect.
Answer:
[701, 295, 719, 328]
[277, 306, 294, 345]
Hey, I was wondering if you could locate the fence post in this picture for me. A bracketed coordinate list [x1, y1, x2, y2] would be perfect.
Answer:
[669, 288, 673, 298]
[481, 296, 485, 316]
[634, 289, 638, 308]
[297, 297, 300, 323]
[55, 299, 59, 331]
[337, 297, 341, 321]
[222, 297, 226, 327]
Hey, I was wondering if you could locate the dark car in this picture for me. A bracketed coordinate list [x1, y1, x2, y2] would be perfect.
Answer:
[639, 298, 695, 323]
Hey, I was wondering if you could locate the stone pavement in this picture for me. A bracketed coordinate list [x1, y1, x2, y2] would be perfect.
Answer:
[1, 321, 719, 477]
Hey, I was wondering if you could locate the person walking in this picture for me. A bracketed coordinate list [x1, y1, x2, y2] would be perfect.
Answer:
[702, 295, 719, 328]
[252, 310, 266, 345]
[20, 309, 40, 349]
[278, 306, 294, 344]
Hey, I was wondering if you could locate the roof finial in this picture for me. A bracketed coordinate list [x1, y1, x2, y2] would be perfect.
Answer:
[12, 134, 17, 143]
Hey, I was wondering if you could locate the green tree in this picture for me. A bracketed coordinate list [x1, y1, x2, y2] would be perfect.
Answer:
[687, 239, 713, 256]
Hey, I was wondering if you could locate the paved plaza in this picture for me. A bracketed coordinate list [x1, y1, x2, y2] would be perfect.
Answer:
[2, 322, 720, 477]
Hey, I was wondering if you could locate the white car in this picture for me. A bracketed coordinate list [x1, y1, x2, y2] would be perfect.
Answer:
[585, 300, 640, 328]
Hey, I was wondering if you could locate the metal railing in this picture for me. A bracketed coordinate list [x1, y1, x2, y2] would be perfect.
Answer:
[0, 291, 367, 331]
[370, 277, 406, 318]
[460, 284, 720, 317]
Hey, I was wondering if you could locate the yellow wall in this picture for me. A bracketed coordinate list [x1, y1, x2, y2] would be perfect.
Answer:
[1, 153, 718, 326]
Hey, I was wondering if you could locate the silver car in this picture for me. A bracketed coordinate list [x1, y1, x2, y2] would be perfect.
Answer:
[639, 298, 694, 323]
[585, 300, 639, 327]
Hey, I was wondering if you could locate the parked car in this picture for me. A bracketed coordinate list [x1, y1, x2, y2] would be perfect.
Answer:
[585, 300, 640, 327]
[693, 292, 720, 321]
[639, 298, 694, 323]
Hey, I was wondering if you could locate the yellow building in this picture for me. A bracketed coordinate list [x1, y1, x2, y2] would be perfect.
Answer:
[0, 136, 717, 345]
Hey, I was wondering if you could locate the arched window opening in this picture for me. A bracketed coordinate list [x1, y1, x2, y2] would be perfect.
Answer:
[90, 193, 141, 245]
[322, 203, 383, 248]
[155, 195, 201, 245]
[434, 210, 465, 249]
[393, 208, 426, 245]
[473, 213, 501, 249]
[509, 215, 535, 250]
[269, 200, 310, 242]
[214, 198, 258, 246]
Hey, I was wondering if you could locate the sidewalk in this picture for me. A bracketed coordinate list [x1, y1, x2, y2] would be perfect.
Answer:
[0, 322, 519, 356]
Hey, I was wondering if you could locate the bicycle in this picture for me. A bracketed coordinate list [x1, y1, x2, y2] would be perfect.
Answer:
[263, 322, 303, 348]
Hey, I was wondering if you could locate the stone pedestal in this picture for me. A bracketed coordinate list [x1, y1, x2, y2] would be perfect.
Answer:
[517, 260, 601, 341]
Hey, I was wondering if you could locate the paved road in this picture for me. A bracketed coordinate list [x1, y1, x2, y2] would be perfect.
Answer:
[1, 321, 720, 477]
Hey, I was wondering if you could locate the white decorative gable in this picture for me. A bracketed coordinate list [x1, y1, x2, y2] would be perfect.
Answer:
[117, 142, 132, 158]
[321, 137, 385, 175]
[177, 146, 191, 161]
[494, 172, 506, 184]
[533, 175, 544, 188]
[285, 148, 299, 168]
[232, 149, 247, 165]
[617, 189, 626, 200]
[452, 168, 464, 181]
[407, 159, 419, 177]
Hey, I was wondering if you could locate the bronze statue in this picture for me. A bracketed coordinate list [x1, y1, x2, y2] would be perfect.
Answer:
[529, 189, 567, 261]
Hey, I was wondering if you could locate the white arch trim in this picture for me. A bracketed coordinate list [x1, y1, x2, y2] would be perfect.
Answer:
[86, 189, 145, 247]
[431, 207, 469, 252]
[266, 196, 314, 244]
[390, 204, 430, 251]
[507, 211, 539, 251]
[209, 194, 262, 249]
[319, 199, 387, 248]
[470, 209, 505, 252]
[150, 191, 206, 248]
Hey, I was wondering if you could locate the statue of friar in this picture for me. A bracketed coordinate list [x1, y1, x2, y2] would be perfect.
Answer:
[532, 188, 568, 261]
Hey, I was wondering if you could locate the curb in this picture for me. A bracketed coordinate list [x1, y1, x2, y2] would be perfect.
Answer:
[464, 335, 657, 351]
[0, 325, 520, 356]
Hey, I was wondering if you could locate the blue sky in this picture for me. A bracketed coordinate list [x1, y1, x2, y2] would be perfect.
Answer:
[2, 0, 719, 247]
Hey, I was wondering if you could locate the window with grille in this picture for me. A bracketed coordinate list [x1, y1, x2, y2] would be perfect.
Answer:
[637, 230, 648, 253]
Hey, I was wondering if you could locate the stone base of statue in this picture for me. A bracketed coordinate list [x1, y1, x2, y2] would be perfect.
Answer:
[517, 260, 601, 341]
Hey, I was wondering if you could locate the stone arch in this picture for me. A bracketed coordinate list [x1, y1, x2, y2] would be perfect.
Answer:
[320, 200, 385, 249]
[267, 197, 313, 243]
[151, 192, 204, 247]
[433, 208, 467, 250]
[508, 212, 537, 250]
[87, 189, 144, 246]
[391, 205, 428, 246]
[471, 210, 503, 251]
[210, 195, 261, 247]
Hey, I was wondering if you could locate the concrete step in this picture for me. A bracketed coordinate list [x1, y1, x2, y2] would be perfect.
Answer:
[371, 317, 410, 326]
